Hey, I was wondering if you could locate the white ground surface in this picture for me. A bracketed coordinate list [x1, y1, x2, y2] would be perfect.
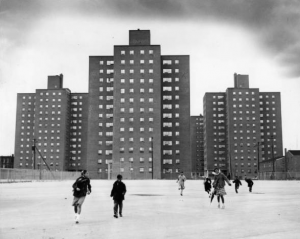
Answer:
[0, 180, 300, 239]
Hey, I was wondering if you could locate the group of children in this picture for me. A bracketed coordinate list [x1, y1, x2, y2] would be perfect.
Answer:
[72, 168, 255, 224]
[204, 168, 254, 209]
[72, 170, 127, 223]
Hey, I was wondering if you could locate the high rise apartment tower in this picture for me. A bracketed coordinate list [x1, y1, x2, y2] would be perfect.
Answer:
[204, 74, 282, 178]
[87, 30, 191, 179]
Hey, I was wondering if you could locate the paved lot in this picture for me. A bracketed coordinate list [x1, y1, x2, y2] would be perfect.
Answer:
[1, 180, 300, 239]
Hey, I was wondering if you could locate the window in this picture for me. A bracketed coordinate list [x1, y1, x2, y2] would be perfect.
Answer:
[121, 50, 125, 55]
[140, 50, 144, 54]
[163, 69, 172, 73]
[130, 50, 134, 55]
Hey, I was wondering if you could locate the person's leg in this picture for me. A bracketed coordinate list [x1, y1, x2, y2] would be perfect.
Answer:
[74, 205, 77, 213]
[235, 186, 238, 193]
[217, 195, 220, 208]
[119, 201, 123, 216]
[221, 196, 225, 209]
[77, 204, 82, 214]
[250, 186, 252, 192]
[114, 201, 118, 218]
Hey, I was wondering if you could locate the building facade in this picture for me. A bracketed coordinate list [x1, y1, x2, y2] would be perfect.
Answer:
[0, 155, 14, 168]
[190, 115, 204, 176]
[14, 30, 191, 179]
[14, 75, 87, 171]
[87, 30, 191, 179]
[203, 74, 283, 178]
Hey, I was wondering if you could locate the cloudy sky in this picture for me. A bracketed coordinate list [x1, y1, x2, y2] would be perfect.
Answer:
[1, 0, 300, 155]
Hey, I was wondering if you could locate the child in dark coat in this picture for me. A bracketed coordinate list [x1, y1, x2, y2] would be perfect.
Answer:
[72, 170, 91, 223]
[204, 177, 212, 197]
[245, 177, 254, 192]
[110, 174, 127, 218]
[232, 176, 242, 193]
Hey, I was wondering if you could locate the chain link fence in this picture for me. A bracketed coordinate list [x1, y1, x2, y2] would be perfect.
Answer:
[258, 172, 300, 180]
[0, 168, 81, 183]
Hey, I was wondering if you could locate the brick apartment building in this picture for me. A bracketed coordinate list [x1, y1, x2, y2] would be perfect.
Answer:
[14, 30, 191, 179]
[203, 74, 283, 178]
[0, 155, 14, 168]
[190, 114, 204, 176]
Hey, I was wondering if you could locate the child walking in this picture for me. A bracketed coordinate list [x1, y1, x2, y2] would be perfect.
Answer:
[232, 176, 242, 193]
[212, 168, 231, 209]
[110, 174, 127, 218]
[177, 171, 186, 196]
[245, 177, 254, 192]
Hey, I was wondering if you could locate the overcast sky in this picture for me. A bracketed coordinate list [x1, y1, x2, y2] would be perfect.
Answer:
[1, 0, 300, 155]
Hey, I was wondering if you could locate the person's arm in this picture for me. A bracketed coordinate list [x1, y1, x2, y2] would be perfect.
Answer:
[87, 179, 92, 194]
[223, 174, 231, 186]
[123, 184, 127, 195]
[110, 184, 115, 197]
[73, 178, 80, 191]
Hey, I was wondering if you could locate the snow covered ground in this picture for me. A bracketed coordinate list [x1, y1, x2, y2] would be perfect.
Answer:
[1, 180, 300, 239]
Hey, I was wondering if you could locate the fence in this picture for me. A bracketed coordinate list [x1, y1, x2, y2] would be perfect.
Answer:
[113, 171, 205, 180]
[258, 172, 300, 180]
[0, 168, 81, 183]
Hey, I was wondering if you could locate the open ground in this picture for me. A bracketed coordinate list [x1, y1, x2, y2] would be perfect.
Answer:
[1, 180, 300, 239]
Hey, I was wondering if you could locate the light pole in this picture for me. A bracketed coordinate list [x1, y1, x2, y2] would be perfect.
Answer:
[254, 142, 261, 179]
[228, 150, 233, 179]
[32, 138, 36, 170]
[270, 135, 275, 173]
[151, 137, 154, 180]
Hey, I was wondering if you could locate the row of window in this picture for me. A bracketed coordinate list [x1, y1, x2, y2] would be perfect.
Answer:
[22, 96, 35, 99]
[118, 127, 154, 132]
[40, 92, 62, 96]
[234, 163, 257, 166]
[231, 92, 256, 95]
[120, 49, 154, 55]
[120, 59, 154, 65]
[39, 111, 62, 115]
[19, 162, 60, 166]
[71, 96, 84, 99]
[120, 88, 154, 93]
[118, 108, 155, 113]
[163, 169, 181, 173]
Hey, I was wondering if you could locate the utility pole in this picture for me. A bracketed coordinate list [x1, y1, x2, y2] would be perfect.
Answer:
[270, 135, 275, 173]
[228, 151, 232, 179]
[254, 142, 261, 178]
[32, 138, 36, 170]
[151, 137, 154, 180]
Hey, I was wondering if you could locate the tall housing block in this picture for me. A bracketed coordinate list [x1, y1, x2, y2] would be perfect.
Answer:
[204, 74, 283, 178]
[161, 56, 191, 177]
[112, 44, 162, 179]
[87, 56, 114, 179]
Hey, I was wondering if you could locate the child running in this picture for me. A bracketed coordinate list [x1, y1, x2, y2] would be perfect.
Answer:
[232, 176, 242, 193]
[177, 171, 186, 196]
[245, 176, 254, 192]
[72, 170, 92, 223]
[212, 168, 231, 209]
